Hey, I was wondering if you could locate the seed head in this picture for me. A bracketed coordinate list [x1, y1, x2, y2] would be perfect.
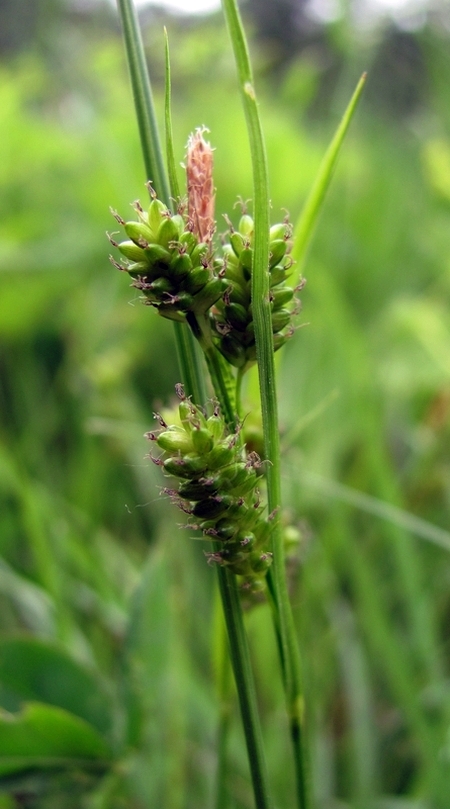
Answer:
[186, 128, 215, 243]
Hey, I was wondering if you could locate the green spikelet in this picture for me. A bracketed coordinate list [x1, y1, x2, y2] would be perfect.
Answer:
[211, 210, 302, 371]
[146, 386, 274, 590]
[109, 190, 225, 322]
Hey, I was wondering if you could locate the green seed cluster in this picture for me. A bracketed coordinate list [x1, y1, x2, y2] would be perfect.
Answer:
[109, 192, 225, 322]
[211, 213, 300, 369]
[147, 386, 273, 590]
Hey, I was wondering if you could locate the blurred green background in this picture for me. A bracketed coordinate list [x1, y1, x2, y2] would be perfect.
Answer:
[0, 0, 450, 806]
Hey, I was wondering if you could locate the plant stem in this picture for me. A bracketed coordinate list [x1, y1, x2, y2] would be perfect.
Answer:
[220, 1, 311, 805]
[186, 312, 236, 427]
[213, 596, 234, 809]
[216, 566, 273, 809]
[116, 6, 273, 806]
[235, 368, 244, 420]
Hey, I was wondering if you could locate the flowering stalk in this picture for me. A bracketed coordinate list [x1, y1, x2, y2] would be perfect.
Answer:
[115, 2, 273, 806]
[114, 3, 364, 807]
[220, 0, 310, 805]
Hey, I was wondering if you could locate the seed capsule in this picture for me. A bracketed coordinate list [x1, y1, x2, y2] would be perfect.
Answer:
[126, 261, 153, 278]
[206, 441, 236, 470]
[144, 277, 174, 298]
[217, 335, 246, 368]
[157, 216, 182, 249]
[169, 252, 192, 282]
[192, 278, 224, 313]
[240, 247, 253, 273]
[269, 223, 287, 241]
[144, 244, 172, 266]
[124, 221, 153, 246]
[213, 518, 239, 540]
[239, 214, 254, 238]
[271, 309, 292, 333]
[224, 302, 249, 331]
[178, 477, 219, 500]
[220, 465, 257, 494]
[271, 286, 294, 309]
[157, 429, 193, 454]
[179, 231, 198, 254]
[227, 282, 249, 308]
[190, 242, 209, 267]
[184, 266, 210, 294]
[230, 231, 245, 258]
[192, 496, 231, 520]
[179, 400, 195, 431]
[148, 198, 168, 235]
[270, 266, 291, 287]
[206, 414, 225, 442]
[273, 331, 292, 351]
[163, 454, 208, 479]
[117, 240, 147, 262]
[250, 552, 273, 574]
[269, 239, 287, 269]
[191, 427, 214, 455]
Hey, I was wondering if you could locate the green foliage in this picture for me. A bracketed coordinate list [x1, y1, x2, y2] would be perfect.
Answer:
[0, 703, 110, 777]
[0, 638, 114, 739]
[0, 5, 449, 808]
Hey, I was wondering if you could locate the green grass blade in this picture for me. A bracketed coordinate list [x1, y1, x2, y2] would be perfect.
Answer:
[116, 0, 170, 203]
[301, 471, 450, 553]
[116, 1, 205, 404]
[164, 28, 181, 203]
[291, 73, 367, 276]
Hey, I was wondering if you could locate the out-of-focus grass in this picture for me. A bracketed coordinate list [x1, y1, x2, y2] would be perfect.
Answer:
[0, 10, 449, 807]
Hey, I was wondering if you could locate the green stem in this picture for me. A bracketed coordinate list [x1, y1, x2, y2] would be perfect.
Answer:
[116, 6, 272, 806]
[214, 598, 233, 809]
[220, 1, 310, 806]
[216, 566, 273, 809]
[186, 312, 236, 427]
[173, 322, 207, 405]
[235, 368, 244, 420]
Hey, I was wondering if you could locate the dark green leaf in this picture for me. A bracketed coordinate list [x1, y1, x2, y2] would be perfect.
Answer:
[0, 702, 111, 778]
[0, 638, 114, 739]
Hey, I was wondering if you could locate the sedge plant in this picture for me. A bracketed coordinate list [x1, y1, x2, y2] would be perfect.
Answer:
[113, 0, 365, 806]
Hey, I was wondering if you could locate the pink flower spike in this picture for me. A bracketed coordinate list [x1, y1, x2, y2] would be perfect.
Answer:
[186, 128, 215, 244]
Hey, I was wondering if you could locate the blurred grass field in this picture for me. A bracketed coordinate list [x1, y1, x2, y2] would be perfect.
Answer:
[0, 1, 449, 806]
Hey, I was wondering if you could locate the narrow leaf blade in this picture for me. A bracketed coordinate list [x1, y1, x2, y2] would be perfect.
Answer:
[292, 73, 367, 276]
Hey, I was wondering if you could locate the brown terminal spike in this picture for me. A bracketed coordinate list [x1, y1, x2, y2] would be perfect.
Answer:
[186, 128, 215, 243]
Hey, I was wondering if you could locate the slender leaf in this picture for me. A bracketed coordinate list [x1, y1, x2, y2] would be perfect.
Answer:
[291, 73, 367, 276]
[164, 29, 181, 203]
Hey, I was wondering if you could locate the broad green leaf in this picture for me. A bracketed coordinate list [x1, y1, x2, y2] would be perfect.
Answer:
[0, 638, 114, 739]
[0, 702, 110, 778]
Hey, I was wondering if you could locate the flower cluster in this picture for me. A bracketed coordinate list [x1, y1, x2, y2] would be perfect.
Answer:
[109, 188, 225, 322]
[147, 386, 274, 590]
[211, 212, 301, 369]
